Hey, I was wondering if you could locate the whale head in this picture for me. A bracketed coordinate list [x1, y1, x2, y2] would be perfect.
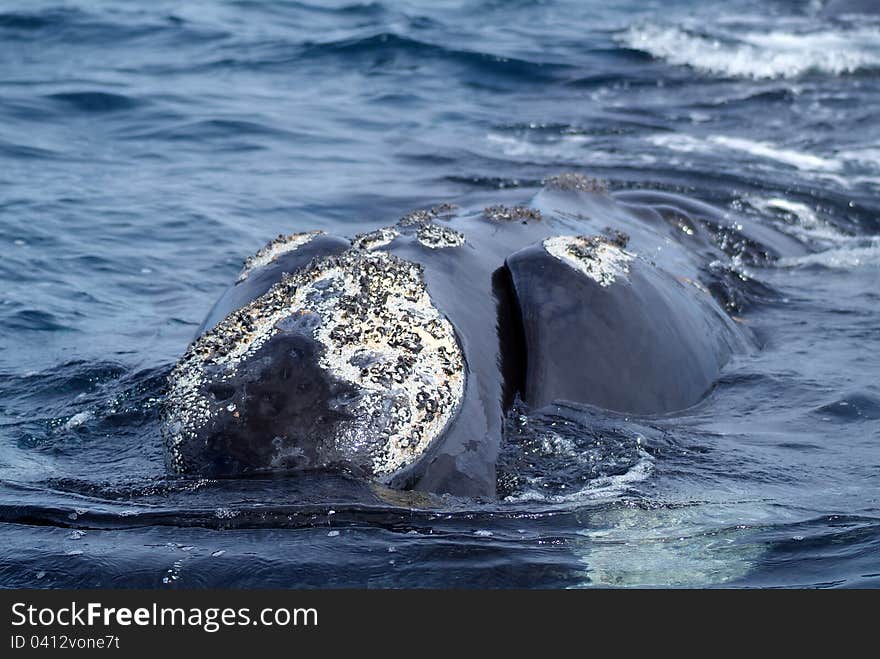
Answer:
[162, 249, 465, 481]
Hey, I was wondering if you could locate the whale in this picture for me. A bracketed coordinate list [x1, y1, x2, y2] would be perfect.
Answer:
[162, 174, 772, 498]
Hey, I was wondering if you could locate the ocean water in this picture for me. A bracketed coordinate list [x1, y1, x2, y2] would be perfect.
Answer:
[0, 0, 878, 588]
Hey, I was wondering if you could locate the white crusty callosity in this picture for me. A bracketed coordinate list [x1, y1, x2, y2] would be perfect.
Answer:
[352, 227, 399, 251]
[165, 249, 465, 477]
[543, 235, 635, 287]
[416, 223, 465, 249]
[237, 231, 322, 281]
[482, 205, 543, 223]
[543, 172, 608, 194]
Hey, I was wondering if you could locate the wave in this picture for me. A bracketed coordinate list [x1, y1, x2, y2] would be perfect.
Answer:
[301, 32, 566, 81]
[497, 402, 662, 504]
[485, 132, 595, 162]
[46, 91, 142, 113]
[649, 134, 841, 172]
[619, 23, 880, 79]
[743, 194, 880, 269]
[0, 6, 226, 48]
[230, 0, 386, 16]
[836, 147, 880, 171]
[0, 138, 61, 160]
[190, 31, 568, 85]
[1, 309, 73, 332]
[743, 196, 853, 246]
[777, 237, 880, 269]
[122, 118, 306, 143]
[503, 451, 655, 504]
[0, 8, 86, 31]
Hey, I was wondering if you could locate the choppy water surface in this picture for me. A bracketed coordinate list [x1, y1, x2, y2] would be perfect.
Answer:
[1, 0, 878, 588]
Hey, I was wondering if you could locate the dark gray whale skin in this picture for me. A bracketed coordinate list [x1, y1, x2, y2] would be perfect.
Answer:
[506, 242, 739, 414]
[166, 179, 793, 498]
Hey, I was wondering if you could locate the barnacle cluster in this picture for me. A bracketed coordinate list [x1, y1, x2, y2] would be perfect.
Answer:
[416, 222, 465, 249]
[238, 231, 321, 281]
[483, 205, 543, 223]
[164, 249, 465, 476]
[398, 203, 458, 227]
[543, 235, 634, 287]
[544, 172, 608, 194]
[352, 226, 399, 251]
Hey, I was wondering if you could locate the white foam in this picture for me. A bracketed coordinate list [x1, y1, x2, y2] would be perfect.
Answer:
[777, 238, 880, 269]
[836, 147, 880, 171]
[485, 132, 592, 161]
[749, 198, 820, 227]
[711, 136, 840, 172]
[650, 134, 841, 172]
[744, 196, 851, 245]
[619, 23, 880, 79]
[484, 132, 659, 167]
[504, 450, 655, 504]
[63, 411, 92, 431]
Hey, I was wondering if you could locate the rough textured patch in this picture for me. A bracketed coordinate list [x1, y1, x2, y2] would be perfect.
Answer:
[483, 205, 543, 222]
[602, 227, 630, 248]
[416, 223, 465, 249]
[398, 203, 458, 227]
[164, 249, 465, 477]
[353, 226, 399, 250]
[544, 172, 609, 193]
[543, 235, 635, 287]
[238, 231, 321, 281]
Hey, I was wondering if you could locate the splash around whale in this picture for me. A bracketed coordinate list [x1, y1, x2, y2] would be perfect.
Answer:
[162, 174, 797, 498]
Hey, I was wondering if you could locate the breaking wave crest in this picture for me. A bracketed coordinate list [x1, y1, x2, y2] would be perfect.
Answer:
[619, 23, 880, 79]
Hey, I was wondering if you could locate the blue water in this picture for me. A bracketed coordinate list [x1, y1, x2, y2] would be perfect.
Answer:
[1, 0, 879, 588]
